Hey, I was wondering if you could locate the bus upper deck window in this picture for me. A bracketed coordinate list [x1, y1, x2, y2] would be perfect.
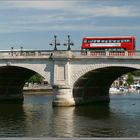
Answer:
[101, 40, 105, 43]
[93, 40, 97, 43]
[116, 40, 121, 43]
[113, 40, 117, 43]
[126, 39, 131, 42]
[83, 40, 87, 43]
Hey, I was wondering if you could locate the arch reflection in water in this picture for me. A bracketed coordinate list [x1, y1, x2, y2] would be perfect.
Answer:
[73, 103, 114, 137]
[22, 95, 54, 137]
[51, 103, 113, 137]
[0, 103, 26, 137]
[74, 103, 111, 119]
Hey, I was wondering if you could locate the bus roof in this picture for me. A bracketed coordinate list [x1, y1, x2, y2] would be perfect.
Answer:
[83, 36, 135, 39]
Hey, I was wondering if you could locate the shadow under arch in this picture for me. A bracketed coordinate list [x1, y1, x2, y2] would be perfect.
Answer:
[0, 65, 43, 102]
[73, 66, 138, 105]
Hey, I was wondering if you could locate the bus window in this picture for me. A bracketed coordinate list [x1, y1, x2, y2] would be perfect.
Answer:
[116, 40, 121, 43]
[101, 40, 105, 43]
[83, 40, 87, 43]
[126, 39, 131, 42]
[88, 40, 91, 43]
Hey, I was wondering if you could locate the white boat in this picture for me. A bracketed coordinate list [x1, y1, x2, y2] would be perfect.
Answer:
[109, 87, 120, 94]
[119, 86, 128, 92]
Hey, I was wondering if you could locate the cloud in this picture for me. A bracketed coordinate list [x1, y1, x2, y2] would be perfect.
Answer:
[0, 1, 72, 10]
[0, 1, 139, 33]
[74, 5, 140, 17]
[1, 1, 140, 17]
[0, 21, 139, 33]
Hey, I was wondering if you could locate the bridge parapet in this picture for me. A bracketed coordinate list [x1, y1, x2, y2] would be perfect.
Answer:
[0, 50, 140, 59]
[71, 50, 140, 59]
[0, 50, 53, 59]
[51, 50, 72, 58]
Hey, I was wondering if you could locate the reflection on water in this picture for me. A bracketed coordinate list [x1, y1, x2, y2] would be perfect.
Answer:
[0, 94, 139, 137]
[74, 103, 111, 119]
[52, 107, 75, 137]
[0, 103, 26, 137]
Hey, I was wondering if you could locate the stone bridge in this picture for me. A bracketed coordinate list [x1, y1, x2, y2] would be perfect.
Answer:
[0, 50, 139, 106]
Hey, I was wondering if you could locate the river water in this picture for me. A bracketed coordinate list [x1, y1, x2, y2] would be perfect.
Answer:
[0, 93, 140, 138]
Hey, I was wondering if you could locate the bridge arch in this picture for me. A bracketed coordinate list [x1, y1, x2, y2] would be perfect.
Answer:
[0, 65, 43, 102]
[71, 64, 140, 86]
[72, 65, 139, 105]
[0, 62, 52, 84]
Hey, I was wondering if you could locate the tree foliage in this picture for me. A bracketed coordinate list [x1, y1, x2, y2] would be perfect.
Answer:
[126, 73, 134, 85]
[28, 73, 44, 84]
[125, 70, 140, 85]
[131, 70, 140, 76]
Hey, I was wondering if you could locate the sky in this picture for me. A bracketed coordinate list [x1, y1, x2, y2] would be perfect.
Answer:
[0, 0, 140, 50]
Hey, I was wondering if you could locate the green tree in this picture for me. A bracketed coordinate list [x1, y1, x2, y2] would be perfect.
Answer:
[131, 70, 140, 76]
[28, 73, 44, 84]
[126, 73, 134, 85]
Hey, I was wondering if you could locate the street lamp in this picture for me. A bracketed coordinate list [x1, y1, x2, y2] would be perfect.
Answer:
[63, 35, 74, 50]
[49, 35, 60, 51]
[11, 47, 14, 56]
[20, 46, 23, 56]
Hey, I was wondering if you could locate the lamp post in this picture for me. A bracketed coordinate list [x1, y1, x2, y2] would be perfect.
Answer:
[67, 35, 71, 50]
[49, 35, 60, 51]
[64, 35, 74, 50]
[20, 46, 23, 56]
[11, 47, 14, 56]
[54, 35, 57, 51]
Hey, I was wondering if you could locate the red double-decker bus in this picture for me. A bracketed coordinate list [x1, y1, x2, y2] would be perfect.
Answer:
[82, 36, 135, 51]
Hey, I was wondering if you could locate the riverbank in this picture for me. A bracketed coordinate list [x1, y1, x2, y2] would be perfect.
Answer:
[23, 91, 52, 95]
[23, 85, 52, 95]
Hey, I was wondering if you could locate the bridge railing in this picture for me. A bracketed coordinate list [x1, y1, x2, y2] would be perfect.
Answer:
[0, 50, 53, 58]
[0, 49, 140, 58]
[71, 50, 140, 58]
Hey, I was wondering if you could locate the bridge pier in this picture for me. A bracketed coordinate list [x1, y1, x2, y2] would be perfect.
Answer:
[52, 85, 75, 106]
[52, 52, 76, 106]
[0, 86, 24, 102]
